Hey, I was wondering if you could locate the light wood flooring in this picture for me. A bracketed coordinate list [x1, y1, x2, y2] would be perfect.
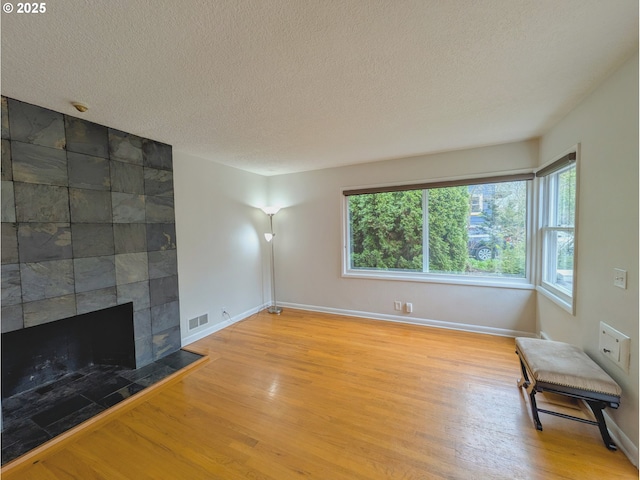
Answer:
[2, 309, 637, 479]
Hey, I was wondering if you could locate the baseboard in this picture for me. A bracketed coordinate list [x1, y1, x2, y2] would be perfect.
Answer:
[604, 411, 639, 467]
[279, 302, 537, 339]
[181, 303, 268, 346]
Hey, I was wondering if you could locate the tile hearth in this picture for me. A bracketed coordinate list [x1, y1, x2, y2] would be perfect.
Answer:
[1, 349, 203, 465]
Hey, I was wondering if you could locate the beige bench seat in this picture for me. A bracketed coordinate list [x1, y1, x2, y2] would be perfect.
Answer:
[515, 337, 621, 450]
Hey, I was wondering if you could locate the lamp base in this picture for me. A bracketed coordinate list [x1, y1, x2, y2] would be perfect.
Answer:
[267, 306, 283, 315]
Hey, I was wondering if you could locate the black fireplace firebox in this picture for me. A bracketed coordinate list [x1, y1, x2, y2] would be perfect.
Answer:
[1, 303, 135, 399]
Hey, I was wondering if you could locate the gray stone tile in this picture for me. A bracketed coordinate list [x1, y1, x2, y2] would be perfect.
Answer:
[71, 223, 115, 258]
[110, 160, 143, 194]
[152, 325, 181, 361]
[113, 223, 146, 254]
[74, 256, 116, 293]
[11, 141, 68, 186]
[7, 99, 65, 149]
[1, 263, 22, 305]
[20, 260, 75, 302]
[115, 252, 148, 285]
[117, 280, 150, 312]
[1, 96, 9, 139]
[143, 168, 173, 197]
[135, 335, 154, 368]
[109, 129, 143, 165]
[1, 304, 23, 332]
[76, 287, 118, 315]
[146, 223, 177, 251]
[23, 294, 76, 327]
[145, 196, 174, 223]
[15, 183, 70, 222]
[69, 188, 112, 223]
[18, 223, 72, 263]
[2, 138, 12, 180]
[2, 222, 18, 264]
[151, 301, 180, 334]
[142, 139, 172, 171]
[111, 192, 145, 223]
[148, 250, 178, 279]
[133, 308, 152, 339]
[65, 116, 108, 158]
[1, 180, 15, 222]
[149, 275, 179, 307]
[67, 152, 110, 190]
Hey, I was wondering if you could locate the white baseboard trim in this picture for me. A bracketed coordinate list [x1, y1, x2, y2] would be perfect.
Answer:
[181, 303, 268, 346]
[279, 302, 537, 339]
[604, 410, 639, 467]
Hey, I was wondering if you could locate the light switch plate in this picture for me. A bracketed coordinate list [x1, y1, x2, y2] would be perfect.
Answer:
[614, 268, 627, 289]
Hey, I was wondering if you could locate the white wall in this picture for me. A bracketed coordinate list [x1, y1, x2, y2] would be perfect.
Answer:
[268, 140, 539, 336]
[538, 53, 639, 455]
[173, 152, 269, 344]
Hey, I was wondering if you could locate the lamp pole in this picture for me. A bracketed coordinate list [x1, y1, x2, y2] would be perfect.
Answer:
[262, 207, 282, 314]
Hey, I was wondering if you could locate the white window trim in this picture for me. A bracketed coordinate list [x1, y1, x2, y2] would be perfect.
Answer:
[535, 145, 579, 314]
[341, 171, 535, 290]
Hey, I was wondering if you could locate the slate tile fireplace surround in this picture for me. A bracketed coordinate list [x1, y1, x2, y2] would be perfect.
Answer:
[0, 96, 182, 379]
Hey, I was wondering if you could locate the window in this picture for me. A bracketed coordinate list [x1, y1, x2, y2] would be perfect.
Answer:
[344, 174, 532, 285]
[470, 191, 484, 215]
[538, 151, 577, 311]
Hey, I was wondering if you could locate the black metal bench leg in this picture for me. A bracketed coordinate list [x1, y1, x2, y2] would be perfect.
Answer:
[517, 355, 530, 388]
[586, 400, 617, 451]
[516, 355, 542, 430]
[528, 389, 543, 431]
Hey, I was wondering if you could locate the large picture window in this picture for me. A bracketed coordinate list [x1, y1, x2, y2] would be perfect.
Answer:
[538, 151, 577, 311]
[344, 175, 532, 284]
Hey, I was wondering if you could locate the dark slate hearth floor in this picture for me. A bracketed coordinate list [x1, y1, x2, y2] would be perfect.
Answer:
[1, 349, 203, 465]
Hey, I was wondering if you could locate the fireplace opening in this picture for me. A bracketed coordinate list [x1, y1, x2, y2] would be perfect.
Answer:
[2, 303, 135, 399]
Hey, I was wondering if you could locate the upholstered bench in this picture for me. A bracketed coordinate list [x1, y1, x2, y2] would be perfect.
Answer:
[515, 337, 622, 450]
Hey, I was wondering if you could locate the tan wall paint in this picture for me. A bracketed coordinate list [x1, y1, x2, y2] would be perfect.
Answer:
[538, 53, 639, 452]
[268, 140, 539, 335]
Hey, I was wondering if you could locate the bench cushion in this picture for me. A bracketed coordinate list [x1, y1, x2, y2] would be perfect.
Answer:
[515, 337, 622, 397]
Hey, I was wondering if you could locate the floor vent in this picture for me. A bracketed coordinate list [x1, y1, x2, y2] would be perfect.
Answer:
[198, 314, 209, 326]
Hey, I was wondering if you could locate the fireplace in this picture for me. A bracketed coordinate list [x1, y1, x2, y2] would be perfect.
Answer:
[1, 303, 135, 399]
[1, 96, 182, 374]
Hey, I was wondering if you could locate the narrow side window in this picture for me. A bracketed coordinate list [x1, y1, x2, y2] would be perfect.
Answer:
[538, 151, 577, 312]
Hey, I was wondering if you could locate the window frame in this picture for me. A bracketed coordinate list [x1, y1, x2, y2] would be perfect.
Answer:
[341, 172, 535, 290]
[536, 147, 579, 314]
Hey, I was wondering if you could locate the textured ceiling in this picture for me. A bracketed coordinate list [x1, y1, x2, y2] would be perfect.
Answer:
[1, 1, 637, 176]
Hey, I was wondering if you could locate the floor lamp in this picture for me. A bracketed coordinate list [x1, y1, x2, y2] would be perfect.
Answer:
[261, 206, 282, 314]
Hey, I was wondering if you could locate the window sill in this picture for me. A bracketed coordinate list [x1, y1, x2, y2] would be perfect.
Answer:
[537, 285, 575, 314]
[342, 270, 535, 290]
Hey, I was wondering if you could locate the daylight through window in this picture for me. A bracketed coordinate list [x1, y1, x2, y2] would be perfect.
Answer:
[538, 152, 577, 309]
[345, 177, 531, 281]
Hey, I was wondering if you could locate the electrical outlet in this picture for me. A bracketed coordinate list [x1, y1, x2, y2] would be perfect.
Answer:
[221, 307, 228, 317]
[405, 302, 413, 313]
[394, 301, 402, 311]
[599, 321, 630, 372]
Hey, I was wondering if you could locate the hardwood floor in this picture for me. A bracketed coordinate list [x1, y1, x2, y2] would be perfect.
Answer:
[3, 309, 637, 479]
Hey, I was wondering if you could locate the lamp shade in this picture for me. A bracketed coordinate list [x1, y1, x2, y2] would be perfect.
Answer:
[261, 206, 281, 215]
